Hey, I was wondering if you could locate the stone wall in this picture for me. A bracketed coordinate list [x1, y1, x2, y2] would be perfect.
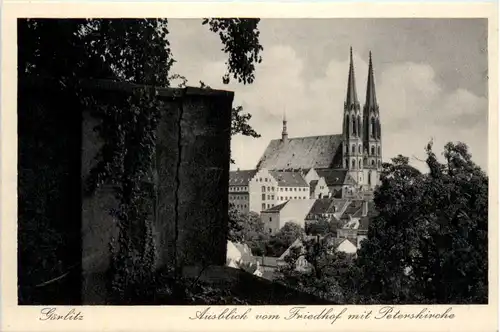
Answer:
[80, 83, 233, 304]
[18, 78, 233, 304]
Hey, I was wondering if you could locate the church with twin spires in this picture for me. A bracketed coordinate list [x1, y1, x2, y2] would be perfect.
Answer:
[256, 48, 383, 193]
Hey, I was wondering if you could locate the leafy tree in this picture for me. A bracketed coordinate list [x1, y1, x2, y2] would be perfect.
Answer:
[228, 206, 264, 241]
[202, 18, 263, 85]
[18, 18, 263, 304]
[228, 206, 269, 256]
[265, 222, 306, 257]
[354, 142, 488, 304]
[276, 222, 306, 245]
[305, 216, 341, 236]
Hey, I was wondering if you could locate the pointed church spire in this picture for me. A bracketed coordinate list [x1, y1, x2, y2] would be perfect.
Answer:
[346, 47, 358, 105]
[282, 110, 288, 142]
[365, 51, 377, 108]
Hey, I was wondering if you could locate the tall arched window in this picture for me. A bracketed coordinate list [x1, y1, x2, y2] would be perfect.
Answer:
[357, 115, 362, 136]
[345, 115, 350, 136]
[377, 146, 381, 155]
[345, 158, 348, 168]
[371, 160, 375, 166]
[359, 160, 362, 168]
[352, 144, 356, 154]
[377, 120, 381, 139]
[358, 144, 362, 153]
[371, 146, 375, 155]
[352, 117, 357, 136]
[368, 171, 372, 185]
[378, 160, 382, 167]
[352, 159, 356, 168]
[371, 117, 376, 137]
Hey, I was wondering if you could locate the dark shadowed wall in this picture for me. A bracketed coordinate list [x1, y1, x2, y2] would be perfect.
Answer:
[18, 78, 233, 305]
[80, 83, 233, 304]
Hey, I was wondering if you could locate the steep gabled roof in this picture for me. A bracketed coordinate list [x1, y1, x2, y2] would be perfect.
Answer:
[330, 237, 347, 248]
[332, 199, 349, 212]
[340, 200, 365, 220]
[263, 201, 288, 212]
[256, 135, 343, 170]
[346, 238, 358, 247]
[315, 169, 357, 186]
[308, 198, 337, 215]
[229, 169, 257, 185]
[279, 236, 317, 260]
[269, 171, 309, 187]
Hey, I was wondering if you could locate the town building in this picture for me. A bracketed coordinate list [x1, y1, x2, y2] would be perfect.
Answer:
[304, 198, 337, 224]
[255, 48, 383, 195]
[229, 168, 311, 214]
[337, 200, 374, 249]
[260, 199, 316, 235]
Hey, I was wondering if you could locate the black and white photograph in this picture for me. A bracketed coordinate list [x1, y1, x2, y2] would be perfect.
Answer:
[16, 16, 490, 308]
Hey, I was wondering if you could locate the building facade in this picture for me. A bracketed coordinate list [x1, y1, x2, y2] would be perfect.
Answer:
[261, 199, 316, 235]
[229, 168, 311, 214]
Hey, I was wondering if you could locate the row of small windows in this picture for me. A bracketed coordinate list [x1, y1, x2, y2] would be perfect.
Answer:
[282, 187, 306, 192]
[280, 196, 307, 200]
[262, 186, 308, 192]
[263, 194, 310, 201]
[256, 177, 272, 183]
[230, 186, 248, 191]
[234, 204, 248, 209]
[229, 195, 248, 201]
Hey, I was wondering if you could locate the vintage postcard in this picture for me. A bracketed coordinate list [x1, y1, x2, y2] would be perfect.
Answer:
[0, 1, 498, 332]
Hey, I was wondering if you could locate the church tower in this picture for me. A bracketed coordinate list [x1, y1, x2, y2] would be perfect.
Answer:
[342, 47, 364, 186]
[362, 51, 382, 189]
[281, 111, 288, 143]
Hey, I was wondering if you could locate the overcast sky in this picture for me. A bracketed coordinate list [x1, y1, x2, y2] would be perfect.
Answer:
[167, 19, 488, 173]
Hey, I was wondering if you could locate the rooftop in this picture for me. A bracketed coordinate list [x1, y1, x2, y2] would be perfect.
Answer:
[316, 169, 358, 186]
[229, 169, 257, 185]
[257, 135, 343, 170]
[308, 198, 337, 215]
[263, 201, 288, 212]
[269, 170, 309, 187]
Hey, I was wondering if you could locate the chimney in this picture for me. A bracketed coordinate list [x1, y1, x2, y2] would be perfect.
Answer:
[362, 200, 368, 217]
